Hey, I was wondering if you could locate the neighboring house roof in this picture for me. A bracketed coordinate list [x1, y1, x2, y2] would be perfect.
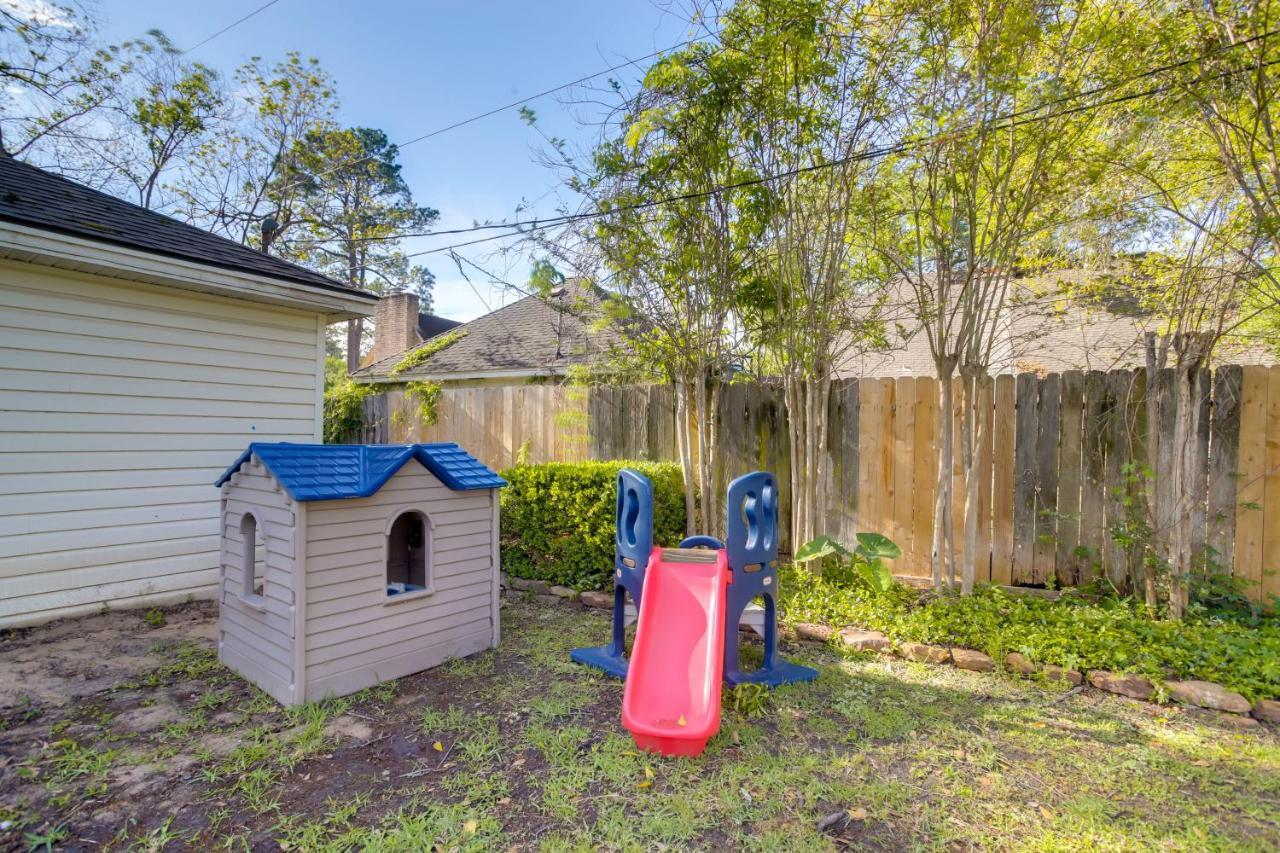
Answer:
[0, 153, 371, 297]
[837, 270, 1276, 377]
[216, 442, 506, 500]
[355, 277, 620, 381]
[418, 313, 463, 339]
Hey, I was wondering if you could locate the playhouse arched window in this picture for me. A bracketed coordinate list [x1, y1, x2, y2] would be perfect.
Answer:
[239, 512, 265, 604]
[386, 510, 431, 596]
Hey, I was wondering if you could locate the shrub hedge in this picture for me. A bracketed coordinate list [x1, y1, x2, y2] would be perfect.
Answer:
[500, 460, 686, 590]
[778, 564, 1280, 702]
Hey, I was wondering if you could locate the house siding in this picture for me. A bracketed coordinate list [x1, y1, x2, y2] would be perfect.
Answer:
[302, 464, 496, 702]
[0, 260, 325, 627]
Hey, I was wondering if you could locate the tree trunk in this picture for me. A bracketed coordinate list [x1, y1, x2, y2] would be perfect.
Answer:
[706, 380, 723, 539]
[1167, 366, 1202, 619]
[695, 373, 713, 535]
[674, 381, 698, 537]
[1143, 339, 1163, 613]
[785, 376, 804, 548]
[933, 366, 956, 590]
[346, 318, 363, 373]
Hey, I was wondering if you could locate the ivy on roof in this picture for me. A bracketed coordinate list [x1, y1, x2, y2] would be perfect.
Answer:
[390, 329, 468, 377]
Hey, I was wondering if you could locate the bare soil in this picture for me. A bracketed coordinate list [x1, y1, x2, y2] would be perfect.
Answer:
[1, 595, 1277, 851]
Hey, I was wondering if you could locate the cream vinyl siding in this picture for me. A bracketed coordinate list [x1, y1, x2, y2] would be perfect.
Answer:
[302, 464, 496, 702]
[0, 260, 325, 628]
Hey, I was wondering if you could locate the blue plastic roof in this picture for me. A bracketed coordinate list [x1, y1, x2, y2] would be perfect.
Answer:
[215, 443, 506, 501]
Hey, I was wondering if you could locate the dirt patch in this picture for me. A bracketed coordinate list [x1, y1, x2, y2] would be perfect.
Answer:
[114, 702, 184, 735]
[0, 600, 218, 712]
[1, 595, 1276, 851]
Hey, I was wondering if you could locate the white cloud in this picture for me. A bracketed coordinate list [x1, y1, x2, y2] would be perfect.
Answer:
[1, 0, 77, 28]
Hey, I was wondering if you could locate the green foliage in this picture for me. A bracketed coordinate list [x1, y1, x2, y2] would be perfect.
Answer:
[390, 329, 467, 377]
[285, 124, 439, 295]
[779, 565, 1280, 702]
[528, 258, 566, 297]
[404, 380, 442, 427]
[322, 370, 372, 445]
[724, 683, 769, 718]
[500, 461, 686, 589]
[795, 532, 900, 594]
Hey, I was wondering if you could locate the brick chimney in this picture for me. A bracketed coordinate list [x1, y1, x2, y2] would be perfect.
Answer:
[369, 291, 422, 365]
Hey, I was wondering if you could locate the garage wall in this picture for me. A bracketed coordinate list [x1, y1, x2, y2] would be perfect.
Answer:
[0, 260, 325, 627]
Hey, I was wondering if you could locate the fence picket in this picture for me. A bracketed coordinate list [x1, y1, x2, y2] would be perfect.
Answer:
[893, 377, 916, 563]
[911, 378, 938, 578]
[1056, 371, 1084, 585]
[1012, 373, 1038, 585]
[1079, 371, 1108, 581]
[991, 375, 1015, 585]
[355, 366, 1270, 605]
[1263, 367, 1280, 604]
[1207, 366, 1241, 572]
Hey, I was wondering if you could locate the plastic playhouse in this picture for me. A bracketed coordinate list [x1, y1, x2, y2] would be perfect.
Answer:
[214, 442, 505, 706]
[572, 469, 817, 756]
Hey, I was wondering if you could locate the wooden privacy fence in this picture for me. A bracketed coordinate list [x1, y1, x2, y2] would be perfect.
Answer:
[361, 365, 1280, 603]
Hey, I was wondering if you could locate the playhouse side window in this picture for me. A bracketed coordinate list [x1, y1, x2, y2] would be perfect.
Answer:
[387, 510, 430, 597]
[239, 512, 265, 605]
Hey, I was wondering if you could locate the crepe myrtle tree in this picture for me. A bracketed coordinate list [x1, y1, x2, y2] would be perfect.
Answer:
[726, 0, 896, 548]
[585, 37, 756, 537]
[869, 0, 1121, 592]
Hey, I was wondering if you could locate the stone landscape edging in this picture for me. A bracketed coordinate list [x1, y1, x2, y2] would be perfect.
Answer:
[505, 577, 1279, 729]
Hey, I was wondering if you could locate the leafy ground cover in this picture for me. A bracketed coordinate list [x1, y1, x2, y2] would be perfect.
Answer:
[779, 565, 1280, 703]
[1, 595, 1277, 850]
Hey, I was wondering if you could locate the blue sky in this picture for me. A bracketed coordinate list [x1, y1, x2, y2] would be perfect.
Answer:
[97, 1, 698, 320]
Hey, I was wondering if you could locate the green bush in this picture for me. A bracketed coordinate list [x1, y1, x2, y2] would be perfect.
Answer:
[323, 381, 372, 443]
[500, 460, 686, 590]
[778, 565, 1280, 702]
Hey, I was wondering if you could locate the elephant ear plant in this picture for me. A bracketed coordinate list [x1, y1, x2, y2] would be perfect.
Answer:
[794, 533, 901, 593]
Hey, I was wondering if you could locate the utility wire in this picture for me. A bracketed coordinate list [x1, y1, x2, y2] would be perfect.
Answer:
[396, 62, 1280, 259]
[292, 28, 1280, 256]
[182, 0, 283, 54]
[269, 28, 722, 200]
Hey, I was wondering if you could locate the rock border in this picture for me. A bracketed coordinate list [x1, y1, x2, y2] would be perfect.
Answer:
[505, 578, 1277, 728]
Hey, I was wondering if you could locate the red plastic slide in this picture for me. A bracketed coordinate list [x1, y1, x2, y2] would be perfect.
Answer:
[622, 547, 729, 757]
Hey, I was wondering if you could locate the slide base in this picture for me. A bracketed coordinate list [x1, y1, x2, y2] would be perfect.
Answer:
[569, 645, 628, 679]
[727, 659, 820, 688]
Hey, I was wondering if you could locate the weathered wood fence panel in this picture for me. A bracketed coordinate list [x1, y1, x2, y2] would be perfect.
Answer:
[361, 365, 1280, 603]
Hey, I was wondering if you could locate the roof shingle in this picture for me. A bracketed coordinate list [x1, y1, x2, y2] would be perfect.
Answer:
[215, 442, 506, 500]
[0, 154, 373, 296]
[356, 277, 619, 379]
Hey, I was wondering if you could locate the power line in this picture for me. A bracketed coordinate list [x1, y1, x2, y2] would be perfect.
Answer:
[182, 0, 283, 54]
[392, 55, 1280, 260]
[291, 28, 1280, 257]
[269, 28, 722, 201]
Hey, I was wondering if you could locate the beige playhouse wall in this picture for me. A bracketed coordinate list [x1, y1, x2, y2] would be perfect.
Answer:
[219, 457, 299, 705]
[302, 463, 498, 702]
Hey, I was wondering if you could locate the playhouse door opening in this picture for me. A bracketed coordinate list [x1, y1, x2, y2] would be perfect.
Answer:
[387, 511, 429, 595]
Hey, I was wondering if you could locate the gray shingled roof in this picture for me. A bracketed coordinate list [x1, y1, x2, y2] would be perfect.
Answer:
[0, 154, 372, 297]
[356, 278, 619, 380]
[417, 313, 463, 339]
[836, 271, 1275, 377]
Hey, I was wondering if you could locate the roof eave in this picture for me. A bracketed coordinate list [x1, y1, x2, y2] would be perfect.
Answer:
[0, 220, 376, 320]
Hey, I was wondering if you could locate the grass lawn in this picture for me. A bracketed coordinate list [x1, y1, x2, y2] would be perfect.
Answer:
[2, 594, 1278, 851]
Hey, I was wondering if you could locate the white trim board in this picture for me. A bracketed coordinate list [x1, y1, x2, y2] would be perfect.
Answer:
[0, 221, 376, 320]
